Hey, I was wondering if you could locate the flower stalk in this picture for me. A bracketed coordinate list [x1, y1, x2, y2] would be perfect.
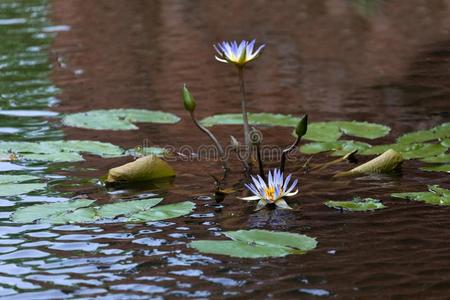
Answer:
[280, 115, 308, 173]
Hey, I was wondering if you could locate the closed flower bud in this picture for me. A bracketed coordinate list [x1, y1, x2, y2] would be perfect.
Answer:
[182, 84, 196, 112]
[295, 114, 308, 137]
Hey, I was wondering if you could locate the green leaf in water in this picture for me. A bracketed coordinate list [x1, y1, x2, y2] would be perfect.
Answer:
[325, 198, 386, 211]
[442, 138, 450, 148]
[361, 143, 447, 159]
[200, 114, 390, 142]
[391, 185, 450, 206]
[0, 140, 125, 162]
[331, 121, 391, 140]
[189, 240, 293, 258]
[421, 154, 450, 164]
[0, 183, 46, 197]
[41, 208, 97, 224]
[11, 199, 95, 223]
[189, 229, 317, 258]
[130, 201, 195, 222]
[396, 123, 450, 144]
[0, 175, 39, 184]
[420, 164, 450, 173]
[97, 198, 163, 219]
[62, 109, 180, 130]
[300, 140, 371, 155]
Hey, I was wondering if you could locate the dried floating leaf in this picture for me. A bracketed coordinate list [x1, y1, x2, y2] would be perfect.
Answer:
[106, 155, 175, 184]
[334, 149, 403, 177]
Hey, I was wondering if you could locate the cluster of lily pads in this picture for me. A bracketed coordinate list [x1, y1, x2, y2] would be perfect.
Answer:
[3, 38, 450, 260]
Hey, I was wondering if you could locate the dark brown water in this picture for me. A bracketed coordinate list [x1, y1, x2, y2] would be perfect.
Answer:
[0, 0, 449, 299]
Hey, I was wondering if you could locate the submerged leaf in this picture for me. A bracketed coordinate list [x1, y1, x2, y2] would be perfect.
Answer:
[62, 109, 180, 130]
[396, 123, 450, 144]
[106, 155, 175, 184]
[335, 149, 403, 177]
[0, 183, 46, 197]
[325, 198, 386, 211]
[12, 199, 95, 223]
[189, 229, 317, 258]
[130, 201, 195, 222]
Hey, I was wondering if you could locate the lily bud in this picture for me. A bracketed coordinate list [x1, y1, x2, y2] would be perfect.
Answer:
[182, 84, 196, 112]
[295, 114, 308, 137]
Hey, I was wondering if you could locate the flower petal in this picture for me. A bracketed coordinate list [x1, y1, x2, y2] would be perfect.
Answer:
[275, 199, 293, 210]
[285, 189, 299, 197]
[238, 195, 261, 201]
[255, 200, 267, 211]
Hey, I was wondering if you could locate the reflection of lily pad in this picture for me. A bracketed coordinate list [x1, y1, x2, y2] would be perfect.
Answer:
[62, 109, 180, 130]
[325, 198, 386, 211]
[200, 114, 390, 142]
[11, 198, 194, 224]
[397, 123, 450, 144]
[189, 229, 317, 258]
[420, 164, 450, 173]
[0, 140, 125, 162]
[300, 140, 371, 155]
[391, 185, 450, 206]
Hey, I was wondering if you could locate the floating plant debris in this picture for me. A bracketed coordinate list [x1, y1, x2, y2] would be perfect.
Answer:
[325, 198, 386, 211]
[106, 155, 175, 184]
[391, 185, 450, 206]
[335, 149, 403, 177]
[189, 229, 317, 258]
[62, 109, 180, 130]
[12, 198, 195, 224]
[200, 114, 390, 142]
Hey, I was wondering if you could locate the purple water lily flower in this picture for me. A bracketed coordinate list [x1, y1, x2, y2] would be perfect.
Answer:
[239, 169, 298, 210]
[214, 39, 265, 67]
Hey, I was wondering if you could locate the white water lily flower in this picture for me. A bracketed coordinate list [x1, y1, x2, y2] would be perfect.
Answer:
[239, 169, 298, 210]
[213, 39, 265, 67]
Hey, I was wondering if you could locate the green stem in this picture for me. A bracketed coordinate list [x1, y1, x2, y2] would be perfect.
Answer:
[238, 67, 251, 151]
[190, 112, 229, 171]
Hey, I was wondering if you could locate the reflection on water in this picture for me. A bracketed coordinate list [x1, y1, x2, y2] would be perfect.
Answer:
[0, 0, 448, 299]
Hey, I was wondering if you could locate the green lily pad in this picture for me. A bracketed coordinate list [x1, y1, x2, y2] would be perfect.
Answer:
[391, 185, 450, 206]
[442, 139, 450, 148]
[331, 121, 391, 140]
[397, 123, 450, 144]
[11, 199, 193, 224]
[0, 175, 39, 184]
[62, 109, 180, 130]
[361, 143, 447, 159]
[97, 198, 163, 219]
[300, 140, 371, 155]
[126, 147, 167, 158]
[420, 164, 450, 173]
[12, 199, 95, 223]
[421, 154, 450, 163]
[0, 140, 125, 162]
[130, 201, 195, 222]
[189, 229, 317, 258]
[325, 198, 386, 211]
[200, 114, 390, 142]
[0, 183, 46, 197]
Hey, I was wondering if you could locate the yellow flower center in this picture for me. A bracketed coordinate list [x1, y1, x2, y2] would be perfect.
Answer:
[264, 186, 282, 202]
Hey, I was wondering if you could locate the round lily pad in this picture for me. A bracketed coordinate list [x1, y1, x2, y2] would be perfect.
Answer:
[62, 109, 180, 130]
[325, 198, 386, 211]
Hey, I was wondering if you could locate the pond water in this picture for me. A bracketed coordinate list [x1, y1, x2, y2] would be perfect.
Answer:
[0, 0, 449, 298]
